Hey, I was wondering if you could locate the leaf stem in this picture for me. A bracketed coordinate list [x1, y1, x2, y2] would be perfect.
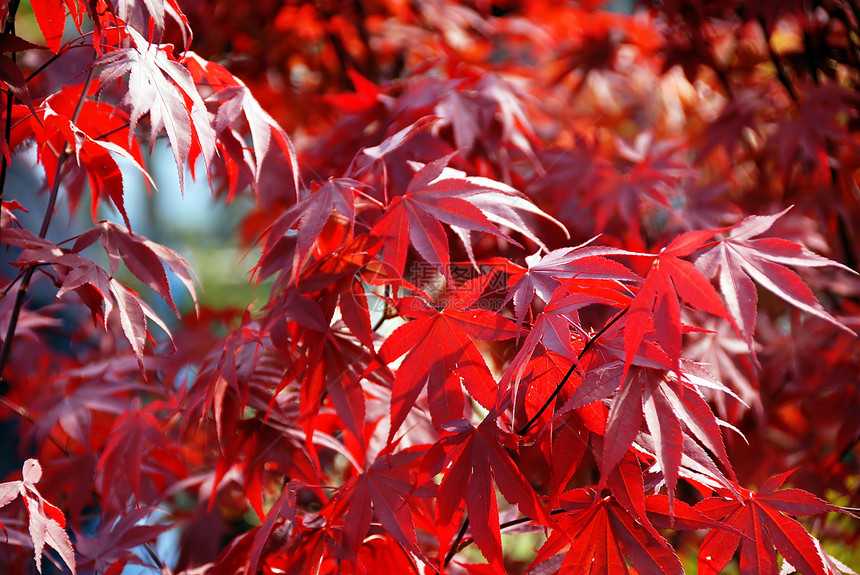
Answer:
[353, 186, 385, 209]
[371, 311, 388, 332]
[370, 284, 392, 332]
[516, 306, 628, 437]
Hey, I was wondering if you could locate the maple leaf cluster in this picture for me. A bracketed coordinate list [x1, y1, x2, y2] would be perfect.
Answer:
[1, 0, 860, 574]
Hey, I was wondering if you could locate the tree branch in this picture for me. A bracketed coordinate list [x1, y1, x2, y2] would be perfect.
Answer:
[0, 65, 94, 388]
[0, 0, 23, 245]
[443, 516, 470, 568]
[758, 16, 799, 103]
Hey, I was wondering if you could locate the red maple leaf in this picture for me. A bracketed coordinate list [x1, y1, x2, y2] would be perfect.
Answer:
[73, 221, 198, 316]
[370, 154, 562, 279]
[624, 229, 732, 374]
[589, 134, 687, 239]
[96, 403, 187, 512]
[75, 506, 172, 573]
[184, 53, 299, 194]
[96, 27, 217, 190]
[503, 241, 640, 333]
[0, 36, 41, 117]
[25, 85, 151, 228]
[529, 488, 684, 575]
[501, 277, 632, 430]
[110, 0, 191, 42]
[29, 0, 77, 52]
[294, 329, 384, 451]
[563, 350, 739, 510]
[378, 273, 517, 440]
[323, 449, 432, 562]
[422, 415, 552, 572]
[772, 84, 860, 179]
[262, 177, 368, 275]
[4, 230, 173, 371]
[696, 469, 854, 575]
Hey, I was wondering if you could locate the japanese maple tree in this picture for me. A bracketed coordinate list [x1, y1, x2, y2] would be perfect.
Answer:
[1, 0, 859, 574]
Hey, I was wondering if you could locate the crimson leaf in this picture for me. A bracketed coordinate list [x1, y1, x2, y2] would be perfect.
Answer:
[696, 471, 849, 575]
[378, 273, 517, 440]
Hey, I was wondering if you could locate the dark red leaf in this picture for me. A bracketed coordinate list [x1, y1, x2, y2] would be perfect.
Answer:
[695, 475, 848, 575]
[530, 490, 683, 575]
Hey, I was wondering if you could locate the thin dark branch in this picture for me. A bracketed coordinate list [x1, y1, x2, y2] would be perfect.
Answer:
[0, 396, 72, 456]
[0, 162, 68, 385]
[93, 121, 131, 141]
[0, 65, 95, 388]
[454, 508, 571, 555]
[517, 307, 629, 437]
[758, 16, 799, 103]
[142, 541, 164, 570]
[0, 0, 22, 245]
[0, 269, 25, 297]
[69, 66, 94, 126]
[443, 516, 469, 567]
[25, 37, 95, 83]
[371, 285, 392, 332]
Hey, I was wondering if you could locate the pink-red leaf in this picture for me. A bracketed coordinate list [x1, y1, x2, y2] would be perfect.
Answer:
[624, 234, 731, 374]
[696, 208, 856, 353]
[371, 155, 561, 279]
[530, 492, 683, 575]
[30, 0, 66, 52]
[96, 28, 216, 190]
[427, 418, 551, 571]
[0, 460, 76, 574]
